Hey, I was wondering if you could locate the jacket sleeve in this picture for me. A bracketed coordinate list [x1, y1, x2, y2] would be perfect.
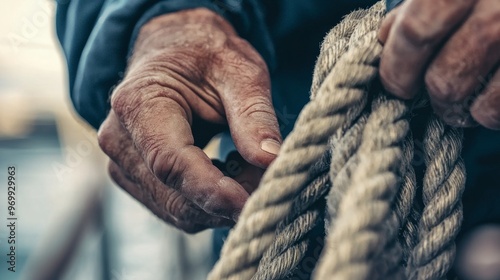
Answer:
[56, 0, 274, 129]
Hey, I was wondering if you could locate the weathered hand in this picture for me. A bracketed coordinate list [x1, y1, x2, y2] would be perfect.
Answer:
[379, 0, 500, 129]
[97, 8, 281, 233]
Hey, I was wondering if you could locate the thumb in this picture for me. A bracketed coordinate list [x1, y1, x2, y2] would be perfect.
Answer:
[222, 73, 282, 168]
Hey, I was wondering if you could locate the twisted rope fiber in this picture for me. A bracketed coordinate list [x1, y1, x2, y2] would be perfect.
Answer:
[311, 8, 372, 99]
[321, 1, 397, 237]
[395, 134, 420, 270]
[254, 152, 332, 279]
[209, 1, 466, 279]
[320, 3, 385, 230]
[409, 117, 465, 279]
[254, 167, 330, 280]
[327, 109, 419, 278]
[314, 2, 413, 278]
[317, 91, 409, 279]
[317, 3, 464, 278]
[208, 3, 384, 279]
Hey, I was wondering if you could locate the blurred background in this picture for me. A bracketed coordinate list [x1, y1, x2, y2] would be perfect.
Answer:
[0, 1, 213, 279]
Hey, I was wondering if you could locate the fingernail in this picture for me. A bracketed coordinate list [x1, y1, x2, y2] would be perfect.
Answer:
[260, 139, 281, 155]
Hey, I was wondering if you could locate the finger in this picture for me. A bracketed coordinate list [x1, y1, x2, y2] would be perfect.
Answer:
[108, 161, 234, 233]
[380, 0, 476, 99]
[100, 114, 235, 229]
[214, 38, 282, 168]
[107, 161, 178, 226]
[425, 0, 500, 126]
[110, 84, 249, 221]
[471, 68, 500, 129]
[108, 160, 144, 202]
[224, 152, 265, 194]
[378, 8, 399, 44]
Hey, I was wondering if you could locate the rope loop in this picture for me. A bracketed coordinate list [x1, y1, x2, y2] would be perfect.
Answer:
[208, 2, 466, 279]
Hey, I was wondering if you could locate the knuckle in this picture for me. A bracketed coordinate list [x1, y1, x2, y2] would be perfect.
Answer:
[110, 85, 130, 116]
[111, 87, 143, 125]
[110, 77, 163, 123]
[97, 122, 115, 155]
[236, 95, 275, 121]
[398, 16, 437, 47]
[425, 71, 458, 102]
[165, 192, 189, 219]
[147, 146, 183, 187]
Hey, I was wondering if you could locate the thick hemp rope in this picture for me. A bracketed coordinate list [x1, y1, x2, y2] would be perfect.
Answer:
[208, 1, 466, 279]
[408, 117, 465, 279]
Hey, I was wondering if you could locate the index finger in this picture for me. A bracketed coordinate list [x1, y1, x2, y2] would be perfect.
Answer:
[379, 0, 476, 99]
[111, 83, 249, 221]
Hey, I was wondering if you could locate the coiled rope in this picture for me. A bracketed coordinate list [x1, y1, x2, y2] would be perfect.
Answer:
[208, 1, 465, 279]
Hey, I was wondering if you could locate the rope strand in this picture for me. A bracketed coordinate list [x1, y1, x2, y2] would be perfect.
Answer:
[209, 2, 466, 279]
[409, 117, 466, 279]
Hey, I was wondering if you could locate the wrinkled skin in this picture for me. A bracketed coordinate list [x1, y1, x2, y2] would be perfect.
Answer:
[98, 8, 281, 233]
[98, 1, 500, 233]
[379, 0, 500, 129]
